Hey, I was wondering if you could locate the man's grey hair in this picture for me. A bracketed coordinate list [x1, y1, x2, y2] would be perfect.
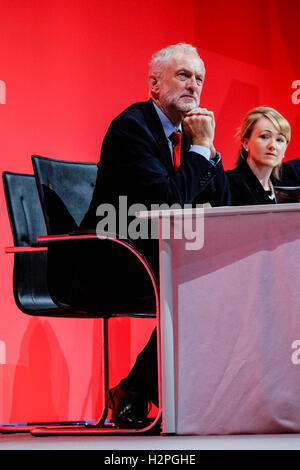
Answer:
[149, 43, 202, 79]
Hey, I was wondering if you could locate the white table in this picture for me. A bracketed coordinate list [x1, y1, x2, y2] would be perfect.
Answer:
[138, 204, 300, 435]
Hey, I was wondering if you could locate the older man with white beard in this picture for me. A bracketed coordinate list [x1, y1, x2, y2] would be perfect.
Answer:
[80, 43, 231, 429]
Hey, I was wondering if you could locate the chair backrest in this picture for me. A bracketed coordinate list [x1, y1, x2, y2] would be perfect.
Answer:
[30, 155, 157, 318]
[2, 171, 60, 314]
[3, 171, 47, 246]
[31, 155, 98, 235]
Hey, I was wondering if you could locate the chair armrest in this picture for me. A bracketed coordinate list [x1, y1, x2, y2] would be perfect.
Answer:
[37, 229, 120, 245]
[37, 233, 100, 245]
[5, 246, 48, 253]
[36, 233, 146, 259]
[36, 233, 155, 273]
[37, 233, 159, 316]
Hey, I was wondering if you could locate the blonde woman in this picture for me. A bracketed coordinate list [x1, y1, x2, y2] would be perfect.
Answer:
[226, 106, 291, 205]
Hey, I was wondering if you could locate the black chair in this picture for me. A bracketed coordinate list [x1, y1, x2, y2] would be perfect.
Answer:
[1, 171, 99, 432]
[30, 155, 160, 436]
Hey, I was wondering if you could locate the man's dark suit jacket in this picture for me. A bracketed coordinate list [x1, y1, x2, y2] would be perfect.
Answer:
[81, 99, 230, 268]
[50, 100, 230, 315]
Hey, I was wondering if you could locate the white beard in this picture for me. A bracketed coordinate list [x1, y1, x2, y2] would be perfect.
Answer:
[176, 99, 198, 112]
[162, 92, 199, 115]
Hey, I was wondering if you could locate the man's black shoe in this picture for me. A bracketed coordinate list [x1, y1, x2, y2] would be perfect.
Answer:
[105, 383, 151, 428]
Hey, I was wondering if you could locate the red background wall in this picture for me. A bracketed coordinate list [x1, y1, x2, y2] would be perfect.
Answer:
[0, 0, 299, 424]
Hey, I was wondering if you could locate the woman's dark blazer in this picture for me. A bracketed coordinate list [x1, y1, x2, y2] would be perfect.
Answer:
[226, 159, 278, 206]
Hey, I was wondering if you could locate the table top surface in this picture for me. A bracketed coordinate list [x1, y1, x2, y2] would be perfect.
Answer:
[137, 203, 300, 219]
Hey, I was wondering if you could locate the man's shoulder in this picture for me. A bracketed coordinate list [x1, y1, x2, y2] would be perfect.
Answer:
[113, 100, 153, 123]
[106, 99, 159, 138]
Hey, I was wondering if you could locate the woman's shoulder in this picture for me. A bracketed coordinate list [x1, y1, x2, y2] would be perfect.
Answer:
[226, 160, 251, 183]
[225, 160, 264, 205]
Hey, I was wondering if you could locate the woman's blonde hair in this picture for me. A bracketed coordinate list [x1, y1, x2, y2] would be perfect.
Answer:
[236, 106, 291, 180]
